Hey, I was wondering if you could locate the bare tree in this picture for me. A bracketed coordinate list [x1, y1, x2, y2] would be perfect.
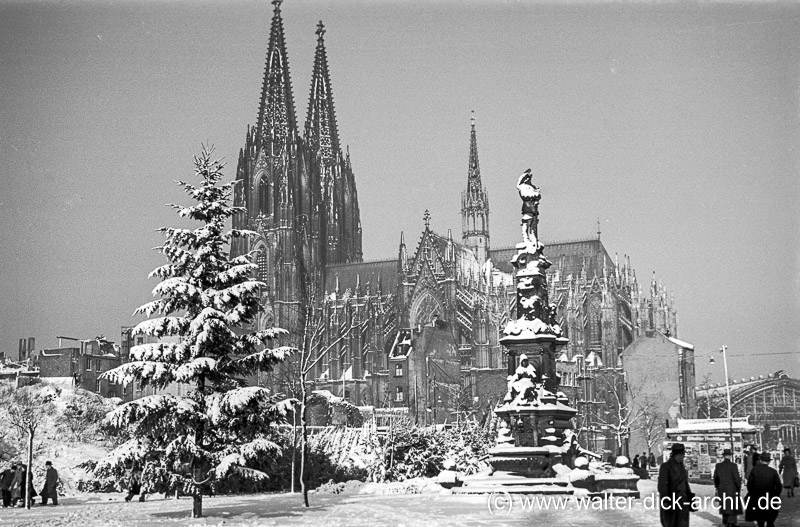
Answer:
[594, 370, 650, 457]
[0, 385, 56, 509]
[295, 296, 365, 507]
[439, 380, 477, 427]
[638, 395, 666, 457]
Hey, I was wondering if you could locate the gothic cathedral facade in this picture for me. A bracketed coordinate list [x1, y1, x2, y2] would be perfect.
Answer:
[233, 2, 679, 428]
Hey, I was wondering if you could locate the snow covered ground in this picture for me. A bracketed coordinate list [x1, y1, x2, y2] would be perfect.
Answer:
[1, 480, 798, 527]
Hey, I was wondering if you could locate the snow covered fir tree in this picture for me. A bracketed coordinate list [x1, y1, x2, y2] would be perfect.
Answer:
[95, 148, 293, 517]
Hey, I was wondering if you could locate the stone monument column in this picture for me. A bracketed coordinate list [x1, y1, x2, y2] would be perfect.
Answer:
[487, 168, 577, 477]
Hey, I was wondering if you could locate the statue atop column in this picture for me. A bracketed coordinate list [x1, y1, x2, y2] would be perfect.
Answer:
[503, 169, 562, 344]
[517, 168, 542, 248]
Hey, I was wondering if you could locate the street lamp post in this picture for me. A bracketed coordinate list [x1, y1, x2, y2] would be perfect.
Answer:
[710, 346, 736, 452]
[721, 346, 735, 452]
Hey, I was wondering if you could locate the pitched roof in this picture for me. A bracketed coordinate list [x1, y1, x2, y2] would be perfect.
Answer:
[489, 238, 612, 277]
[324, 259, 398, 293]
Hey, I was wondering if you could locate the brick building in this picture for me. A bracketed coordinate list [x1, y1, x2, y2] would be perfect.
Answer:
[36, 337, 123, 398]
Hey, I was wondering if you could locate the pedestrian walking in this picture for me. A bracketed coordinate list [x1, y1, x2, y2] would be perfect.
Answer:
[634, 454, 640, 468]
[658, 443, 695, 527]
[0, 464, 15, 508]
[713, 448, 742, 526]
[10, 465, 23, 506]
[649, 452, 657, 468]
[745, 452, 782, 527]
[778, 447, 798, 498]
[124, 466, 145, 503]
[744, 445, 757, 480]
[40, 461, 59, 506]
[11, 464, 35, 507]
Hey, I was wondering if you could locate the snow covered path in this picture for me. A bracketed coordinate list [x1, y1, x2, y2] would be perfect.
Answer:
[0, 481, 798, 526]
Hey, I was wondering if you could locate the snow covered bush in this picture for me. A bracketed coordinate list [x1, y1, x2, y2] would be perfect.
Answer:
[373, 419, 493, 482]
[59, 389, 118, 442]
[95, 147, 294, 517]
[209, 426, 366, 494]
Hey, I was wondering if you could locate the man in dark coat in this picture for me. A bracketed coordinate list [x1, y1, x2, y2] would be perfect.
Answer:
[40, 461, 58, 506]
[746, 452, 782, 527]
[713, 448, 742, 526]
[0, 464, 15, 508]
[744, 445, 757, 480]
[658, 443, 694, 527]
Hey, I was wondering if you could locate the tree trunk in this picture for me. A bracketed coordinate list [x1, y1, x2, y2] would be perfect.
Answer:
[300, 371, 309, 507]
[192, 378, 205, 518]
[291, 410, 297, 493]
[26, 429, 33, 510]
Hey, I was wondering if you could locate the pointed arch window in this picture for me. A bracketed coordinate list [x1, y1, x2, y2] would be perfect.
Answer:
[258, 177, 271, 216]
[256, 248, 269, 284]
[588, 296, 602, 349]
[410, 290, 443, 328]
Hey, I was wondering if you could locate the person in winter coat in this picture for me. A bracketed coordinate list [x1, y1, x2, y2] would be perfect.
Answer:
[778, 448, 798, 497]
[0, 464, 15, 507]
[744, 445, 757, 480]
[649, 452, 657, 468]
[633, 455, 641, 469]
[10, 465, 23, 506]
[11, 464, 36, 507]
[746, 452, 782, 527]
[658, 443, 694, 527]
[713, 448, 742, 526]
[40, 461, 59, 505]
[125, 466, 145, 503]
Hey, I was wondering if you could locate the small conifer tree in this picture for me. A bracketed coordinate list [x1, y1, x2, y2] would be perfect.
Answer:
[97, 147, 293, 517]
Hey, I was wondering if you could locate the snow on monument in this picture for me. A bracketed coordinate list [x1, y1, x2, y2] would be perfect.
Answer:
[456, 169, 639, 497]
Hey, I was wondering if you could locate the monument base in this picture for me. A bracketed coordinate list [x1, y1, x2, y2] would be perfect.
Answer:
[488, 446, 562, 477]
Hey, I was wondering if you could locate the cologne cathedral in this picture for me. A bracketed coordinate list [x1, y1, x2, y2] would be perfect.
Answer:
[233, 1, 678, 425]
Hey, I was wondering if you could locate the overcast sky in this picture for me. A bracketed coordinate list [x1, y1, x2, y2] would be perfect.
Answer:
[1, 0, 798, 383]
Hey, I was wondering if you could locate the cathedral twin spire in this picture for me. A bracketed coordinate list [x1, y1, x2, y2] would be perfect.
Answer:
[255, 0, 342, 165]
[305, 21, 340, 164]
[237, 0, 362, 291]
[256, 0, 297, 150]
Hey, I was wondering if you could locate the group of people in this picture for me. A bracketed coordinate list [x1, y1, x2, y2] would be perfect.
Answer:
[659, 443, 798, 527]
[0, 461, 59, 508]
[632, 452, 658, 468]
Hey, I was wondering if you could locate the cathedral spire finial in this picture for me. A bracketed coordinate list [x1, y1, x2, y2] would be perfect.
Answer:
[423, 209, 431, 229]
[272, 0, 282, 11]
[316, 20, 326, 38]
[468, 112, 480, 176]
